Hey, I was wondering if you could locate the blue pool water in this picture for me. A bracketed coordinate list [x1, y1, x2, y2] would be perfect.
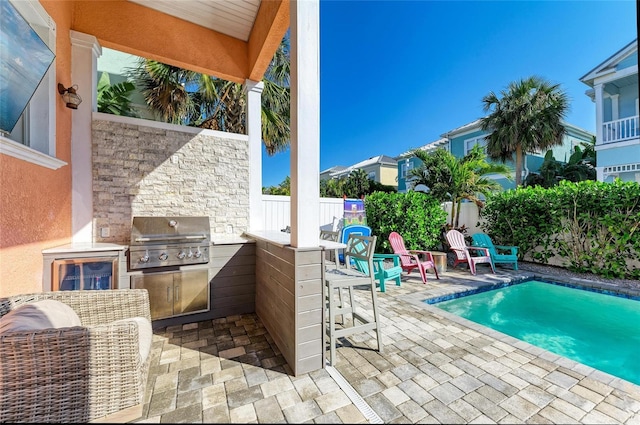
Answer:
[432, 280, 640, 385]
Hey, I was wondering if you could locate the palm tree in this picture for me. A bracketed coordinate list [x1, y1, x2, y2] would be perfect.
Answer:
[128, 33, 291, 155]
[344, 169, 370, 198]
[409, 145, 512, 228]
[96, 72, 138, 117]
[480, 76, 569, 187]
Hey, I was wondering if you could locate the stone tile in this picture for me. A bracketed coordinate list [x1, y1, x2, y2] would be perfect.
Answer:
[314, 411, 342, 423]
[293, 376, 323, 401]
[244, 366, 269, 388]
[450, 374, 484, 393]
[211, 365, 244, 384]
[202, 383, 227, 409]
[478, 374, 519, 397]
[226, 385, 263, 409]
[463, 391, 509, 423]
[351, 377, 385, 398]
[382, 386, 411, 406]
[545, 370, 580, 389]
[579, 410, 620, 424]
[176, 389, 201, 409]
[391, 363, 422, 381]
[282, 399, 323, 423]
[469, 414, 498, 424]
[261, 376, 294, 398]
[254, 396, 286, 423]
[365, 392, 402, 423]
[230, 403, 257, 422]
[422, 398, 465, 424]
[315, 376, 342, 394]
[276, 388, 303, 410]
[548, 398, 588, 421]
[429, 381, 466, 405]
[398, 379, 435, 405]
[595, 401, 632, 423]
[147, 389, 177, 417]
[334, 404, 366, 424]
[448, 398, 482, 422]
[517, 385, 555, 408]
[499, 394, 540, 421]
[314, 390, 351, 413]
[397, 399, 427, 423]
[159, 402, 202, 423]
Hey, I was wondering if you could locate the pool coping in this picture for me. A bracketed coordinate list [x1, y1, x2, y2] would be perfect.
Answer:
[397, 270, 640, 394]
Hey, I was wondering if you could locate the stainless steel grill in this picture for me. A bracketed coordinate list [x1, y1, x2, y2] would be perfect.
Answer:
[129, 216, 210, 270]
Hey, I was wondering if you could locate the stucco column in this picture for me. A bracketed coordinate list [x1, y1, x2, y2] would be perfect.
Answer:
[245, 80, 264, 232]
[70, 31, 102, 244]
[289, 0, 320, 248]
[594, 83, 604, 145]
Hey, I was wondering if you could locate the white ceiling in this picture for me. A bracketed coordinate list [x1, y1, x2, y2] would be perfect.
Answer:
[128, 0, 261, 41]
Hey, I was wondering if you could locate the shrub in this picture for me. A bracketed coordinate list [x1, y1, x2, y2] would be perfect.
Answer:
[481, 180, 640, 279]
[365, 191, 447, 253]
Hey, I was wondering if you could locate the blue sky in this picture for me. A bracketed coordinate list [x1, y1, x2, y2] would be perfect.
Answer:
[261, 0, 638, 188]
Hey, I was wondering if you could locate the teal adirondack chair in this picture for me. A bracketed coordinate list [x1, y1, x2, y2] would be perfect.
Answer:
[353, 253, 403, 292]
[471, 233, 519, 270]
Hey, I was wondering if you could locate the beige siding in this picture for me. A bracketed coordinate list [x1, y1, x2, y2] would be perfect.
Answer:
[255, 240, 325, 376]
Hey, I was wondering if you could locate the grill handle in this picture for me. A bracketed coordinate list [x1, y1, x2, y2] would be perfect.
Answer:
[134, 235, 207, 242]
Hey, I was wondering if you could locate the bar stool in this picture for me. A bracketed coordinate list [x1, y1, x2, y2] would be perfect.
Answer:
[324, 234, 383, 366]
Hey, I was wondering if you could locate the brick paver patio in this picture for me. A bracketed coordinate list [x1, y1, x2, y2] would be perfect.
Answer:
[134, 265, 640, 424]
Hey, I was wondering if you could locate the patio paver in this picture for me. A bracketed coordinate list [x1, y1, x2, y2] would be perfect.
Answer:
[133, 265, 640, 424]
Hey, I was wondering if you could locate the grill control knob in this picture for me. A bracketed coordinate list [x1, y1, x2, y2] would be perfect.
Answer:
[194, 249, 202, 258]
[140, 253, 150, 263]
[187, 250, 193, 258]
[159, 252, 168, 261]
[177, 251, 186, 260]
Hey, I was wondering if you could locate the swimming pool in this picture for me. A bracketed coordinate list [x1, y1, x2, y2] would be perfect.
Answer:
[430, 279, 640, 386]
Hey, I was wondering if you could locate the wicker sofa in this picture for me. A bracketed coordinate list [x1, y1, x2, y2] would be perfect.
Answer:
[0, 289, 152, 423]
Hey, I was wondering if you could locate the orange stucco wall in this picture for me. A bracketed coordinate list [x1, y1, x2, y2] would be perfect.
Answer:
[0, 1, 74, 297]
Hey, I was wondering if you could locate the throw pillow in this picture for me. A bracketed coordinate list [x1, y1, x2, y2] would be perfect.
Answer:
[0, 299, 82, 333]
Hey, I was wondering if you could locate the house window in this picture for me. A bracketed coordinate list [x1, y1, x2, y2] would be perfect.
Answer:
[400, 160, 414, 178]
[367, 171, 376, 180]
[464, 136, 487, 154]
[0, 0, 63, 169]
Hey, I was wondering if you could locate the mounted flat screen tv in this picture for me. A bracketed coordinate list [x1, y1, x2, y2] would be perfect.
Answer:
[0, 0, 55, 135]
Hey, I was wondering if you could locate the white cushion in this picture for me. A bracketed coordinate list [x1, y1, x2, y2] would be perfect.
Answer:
[112, 317, 153, 362]
[0, 299, 82, 333]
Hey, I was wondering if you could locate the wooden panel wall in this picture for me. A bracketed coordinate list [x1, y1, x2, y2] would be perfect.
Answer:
[209, 243, 257, 318]
[255, 240, 325, 376]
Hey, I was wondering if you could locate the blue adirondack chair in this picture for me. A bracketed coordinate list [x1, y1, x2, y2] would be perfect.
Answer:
[338, 225, 372, 265]
[471, 233, 519, 270]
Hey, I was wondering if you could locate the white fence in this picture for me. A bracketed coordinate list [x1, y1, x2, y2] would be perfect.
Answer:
[261, 195, 484, 234]
[262, 195, 345, 231]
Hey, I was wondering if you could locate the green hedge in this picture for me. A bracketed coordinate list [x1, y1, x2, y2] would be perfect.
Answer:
[365, 191, 447, 253]
[481, 180, 640, 279]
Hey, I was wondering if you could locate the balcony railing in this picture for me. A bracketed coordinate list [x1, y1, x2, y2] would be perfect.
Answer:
[602, 116, 639, 144]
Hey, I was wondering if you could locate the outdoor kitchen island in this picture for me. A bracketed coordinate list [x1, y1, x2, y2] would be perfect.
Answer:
[243, 230, 342, 376]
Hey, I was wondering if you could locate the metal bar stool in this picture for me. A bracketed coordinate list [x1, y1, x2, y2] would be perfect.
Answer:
[324, 234, 383, 366]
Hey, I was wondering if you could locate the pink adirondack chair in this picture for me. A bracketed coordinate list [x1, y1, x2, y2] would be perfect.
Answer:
[388, 232, 440, 283]
[445, 229, 495, 275]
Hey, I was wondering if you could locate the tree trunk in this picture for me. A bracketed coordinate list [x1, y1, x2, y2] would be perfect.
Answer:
[454, 199, 462, 228]
[515, 144, 523, 187]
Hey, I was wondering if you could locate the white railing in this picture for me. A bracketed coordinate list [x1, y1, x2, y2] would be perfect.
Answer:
[262, 195, 344, 231]
[602, 116, 639, 144]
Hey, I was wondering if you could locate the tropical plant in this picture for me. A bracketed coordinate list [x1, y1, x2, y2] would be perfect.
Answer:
[96, 72, 138, 117]
[320, 178, 345, 198]
[343, 169, 370, 199]
[480, 76, 570, 187]
[524, 142, 596, 188]
[263, 176, 291, 195]
[127, 33, 291, 155]
[408, 145, 512, 228]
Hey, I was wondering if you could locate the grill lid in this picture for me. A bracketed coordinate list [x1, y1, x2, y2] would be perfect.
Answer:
[130, 216, 210, 246]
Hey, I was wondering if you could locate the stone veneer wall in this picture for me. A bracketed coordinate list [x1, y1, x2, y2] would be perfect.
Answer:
[91, 116, 250, 243]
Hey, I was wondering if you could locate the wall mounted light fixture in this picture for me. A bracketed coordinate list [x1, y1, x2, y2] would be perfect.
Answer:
[57, 83, 82, 109]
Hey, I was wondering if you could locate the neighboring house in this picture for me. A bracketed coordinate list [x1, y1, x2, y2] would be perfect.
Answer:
[396, 138, 449, 192]
[322, 155, 398, 188]
[580, 39, 639, 183]
[319, 165, 347, 181]
[396, 119, 594, 192]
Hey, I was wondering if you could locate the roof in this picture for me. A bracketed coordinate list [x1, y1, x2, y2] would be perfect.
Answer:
[580, 38, 638, 87]
[440, 119, 483, 138]
[329, 155, 397, 178]
[396, 138, 449, 159]
[320, 165, 347, 175]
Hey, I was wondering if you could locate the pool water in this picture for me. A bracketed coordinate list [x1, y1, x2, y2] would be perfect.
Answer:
[433, 280, 640, 386]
